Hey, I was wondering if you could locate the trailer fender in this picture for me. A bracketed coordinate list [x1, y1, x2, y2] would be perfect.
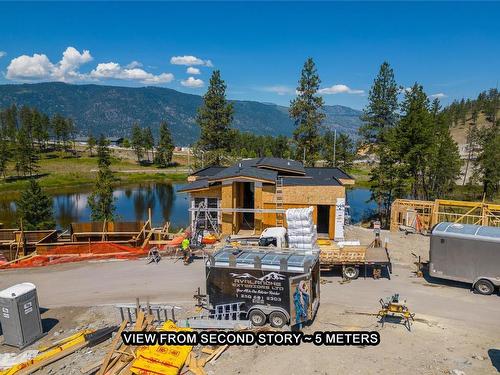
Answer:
[472, 277, 500, 289]
[247, 305, 290, 322]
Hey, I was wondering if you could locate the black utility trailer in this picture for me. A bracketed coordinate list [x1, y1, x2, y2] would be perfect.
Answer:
[206, 246, 320, 328]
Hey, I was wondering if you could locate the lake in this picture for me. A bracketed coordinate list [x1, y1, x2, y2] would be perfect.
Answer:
[0, 182, 376, 229]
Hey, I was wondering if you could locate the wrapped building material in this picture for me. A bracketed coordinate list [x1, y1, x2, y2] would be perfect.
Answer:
[286, 207, 319, 250]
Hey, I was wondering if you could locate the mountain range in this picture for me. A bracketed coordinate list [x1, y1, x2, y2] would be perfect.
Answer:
[0, 82, 363, 145]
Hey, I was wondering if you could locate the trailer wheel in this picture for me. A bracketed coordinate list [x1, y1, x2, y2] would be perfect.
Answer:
[474, 279, 495, 295]
[343, 266, 359, 280]
[269, 311, 287, 328]
[249, 309, 267, 326]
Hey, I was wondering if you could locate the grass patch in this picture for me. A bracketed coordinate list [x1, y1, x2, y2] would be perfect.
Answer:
[347, 164, 373, 188]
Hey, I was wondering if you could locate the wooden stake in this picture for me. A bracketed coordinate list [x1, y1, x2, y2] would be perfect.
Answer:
[97, 320, 128, 375]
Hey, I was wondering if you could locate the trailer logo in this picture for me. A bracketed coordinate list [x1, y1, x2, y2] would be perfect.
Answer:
[230, 272, 285, 281]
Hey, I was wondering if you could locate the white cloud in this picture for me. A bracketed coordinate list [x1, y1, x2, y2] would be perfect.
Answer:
[186, 66, 201, 75]
[5, 47, 173, 85]
[180, 76, 204, 88]
[6, 53, 54, 80]
[318, 84, 364, 95]
[0, 51, 6, 58]
[125, 60, 143, 69]
[53, 47, 93, 81]
[6, 46, 92, 82]
[262, 85, 294, 95]
[90, 62, 174, 84]
[170, 55, 212, 67]
[430, 93, 447, 99]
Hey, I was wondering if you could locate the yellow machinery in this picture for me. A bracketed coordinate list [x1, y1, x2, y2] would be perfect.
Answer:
[377, 294, 415, 331]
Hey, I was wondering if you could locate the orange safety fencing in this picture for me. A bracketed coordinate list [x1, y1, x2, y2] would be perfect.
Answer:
[0, 242, 150, 269]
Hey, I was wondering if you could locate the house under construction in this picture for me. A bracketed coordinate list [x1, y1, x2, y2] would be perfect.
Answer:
[179, 157, 355, 239]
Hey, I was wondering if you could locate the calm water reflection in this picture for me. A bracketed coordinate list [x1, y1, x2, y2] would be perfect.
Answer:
[0, 183, 375, 229]
[0, 183, 191, 230]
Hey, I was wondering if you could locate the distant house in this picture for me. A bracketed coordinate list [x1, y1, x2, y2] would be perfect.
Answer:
[106, 137, 124, 147]
[73, 136, 124, 147]
[179, 157, 355, 239]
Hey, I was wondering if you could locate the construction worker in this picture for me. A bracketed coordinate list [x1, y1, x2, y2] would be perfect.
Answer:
[181, 237, 191, 265]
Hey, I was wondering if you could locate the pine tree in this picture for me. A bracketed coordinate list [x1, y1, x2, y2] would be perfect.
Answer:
[87, 135, 115, 221]
[426, 99, 461, 199]
[155, 121, 174, 168]
[289, 58, 325, 166]
[87, 133, 96, 156]
[131, 123, 144, 163]
[394, 83, 434, 200]
[321, 130, 355, 169]
[196, 70, 234, 166]
[5, 105, 18, 142]
[51, 114, 66, 149]
[16, 179, 55, 230]
[143, 127, 154, 162]
[463, 103, 480, 185]
[0, 112, 10, 179]
[360, 62, 400, 225]
[360, 62, 399, 145]
[15, 112, 39, 176]
[473, 122, 500, 199]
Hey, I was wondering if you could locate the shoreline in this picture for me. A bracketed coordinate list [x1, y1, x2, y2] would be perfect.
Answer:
[0, 171, 188, 198]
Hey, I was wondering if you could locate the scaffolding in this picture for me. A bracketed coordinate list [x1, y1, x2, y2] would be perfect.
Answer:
[390, 198, 500, 232]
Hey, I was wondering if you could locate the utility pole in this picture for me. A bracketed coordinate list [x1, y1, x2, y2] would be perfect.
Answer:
[333, 129, 337, 167]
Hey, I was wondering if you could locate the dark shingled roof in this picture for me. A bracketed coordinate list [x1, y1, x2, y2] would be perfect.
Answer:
[190, 166, 225, 178]
[304, 167, 354, 181]
[256, 157, 305, 175]
[210, 164, 278, 182]
[177, 179, 209, 192]
[182, 160, 354, 190]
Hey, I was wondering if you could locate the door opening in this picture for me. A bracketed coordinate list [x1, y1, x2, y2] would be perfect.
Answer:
[241, 182, 255, 229]
[317, 205, 330, 236]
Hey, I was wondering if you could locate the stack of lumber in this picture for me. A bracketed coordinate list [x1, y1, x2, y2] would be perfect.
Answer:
[87, 312, 195, 375]
[84, 311, 155, 375]
[319, 244, 366, 264]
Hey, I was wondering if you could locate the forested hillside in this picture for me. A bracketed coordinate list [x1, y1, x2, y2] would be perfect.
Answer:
[0, 82, 362, 145]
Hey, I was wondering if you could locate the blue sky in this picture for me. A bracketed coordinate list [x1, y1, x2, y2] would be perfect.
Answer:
[0, 2, 499, 110]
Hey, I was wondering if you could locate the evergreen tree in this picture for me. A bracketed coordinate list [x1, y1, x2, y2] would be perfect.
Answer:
[196, 70, 234, 166]
[16, 179, 55, 230]
[131, 123, 144, 162]
[15, 111, 39, 176]
[155, 121, 174, 168]
[51, 114, 66, 150]
[463, 103, 480, 185]
[289, 58, 325, 166]
[143, 127, 155, 162]
[359, 62, 399, 145]
[87, 135, 115, 221]
[0, 112, 10, 178]
[426, 99, 462, 199]
[473, 122, 500, 199]
[4, 105, 18, 142]
[321, 130, 355, 169]
[87, 133, 96, 156]
[360, 62, 400, 225]
[394, 83, 434, 200]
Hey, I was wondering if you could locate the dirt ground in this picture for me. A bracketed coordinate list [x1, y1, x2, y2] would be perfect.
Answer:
[0, 226, 499, 374]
